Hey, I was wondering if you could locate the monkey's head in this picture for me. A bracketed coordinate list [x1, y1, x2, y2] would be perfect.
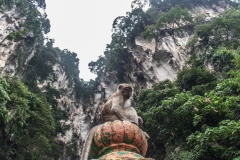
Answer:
[118, 83, 133, 100]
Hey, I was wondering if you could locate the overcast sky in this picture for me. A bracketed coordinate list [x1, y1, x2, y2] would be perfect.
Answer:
[45, 1, 132, 81]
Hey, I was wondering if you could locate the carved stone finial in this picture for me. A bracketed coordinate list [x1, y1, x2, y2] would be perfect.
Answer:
[88, 120, 153, 159]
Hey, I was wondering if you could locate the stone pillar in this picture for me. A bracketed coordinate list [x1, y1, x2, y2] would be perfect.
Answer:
[88, 120, 154, 160]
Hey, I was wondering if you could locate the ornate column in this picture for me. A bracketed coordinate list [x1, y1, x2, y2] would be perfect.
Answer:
[88, 120, 154, 160]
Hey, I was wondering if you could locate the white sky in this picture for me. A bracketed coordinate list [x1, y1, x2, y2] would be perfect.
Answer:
[45, 1, 132, 81]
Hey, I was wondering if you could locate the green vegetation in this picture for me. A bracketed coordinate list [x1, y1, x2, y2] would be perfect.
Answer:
[149, 0, 238, 10]
[0, 76, 56, 159]
[134, 3, 240, 159]
[194, 6, 240, 48]
[185, 35, 198, 48]
[0, 0, 15, 9]
[89, 2, 153, 82]
[88, 2, 191, 82]
[22, 45, 97, 104]
[141, 25, 156, 40]
[3, 0, 51, 88]
[1, 0, 99, 159]
[65, 133, 79, 160]
[136, 47, 240, 159]
[1, 0, 240, 159]
[2, 0, 50, 43]
[25, 48, 58, 85]
[7, 30, 27, 41]
[156, 5, 192, 29]
[89, 0, 239, 82]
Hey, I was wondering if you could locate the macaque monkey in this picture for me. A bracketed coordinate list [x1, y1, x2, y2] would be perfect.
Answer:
[81, 83, 144, 160]
[101, 83, 143, 125]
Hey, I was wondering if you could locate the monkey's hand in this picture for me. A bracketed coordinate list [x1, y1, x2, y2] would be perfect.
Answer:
[111, 103, 128, 121]
[112, 108, 128, 121]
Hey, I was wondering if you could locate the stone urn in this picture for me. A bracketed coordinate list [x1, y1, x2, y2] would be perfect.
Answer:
[89, 120, 148, 159]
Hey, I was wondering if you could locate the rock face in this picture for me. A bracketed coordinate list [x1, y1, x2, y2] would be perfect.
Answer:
[97, 2, 229, 92]
[0, 1, 231, 159]
[0, 8, 26, 76]
[84, 1, 230, 154]
[0, 6, 86, 158]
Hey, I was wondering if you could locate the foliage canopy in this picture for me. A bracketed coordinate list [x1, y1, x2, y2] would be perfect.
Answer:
[136, 47, 240, 159]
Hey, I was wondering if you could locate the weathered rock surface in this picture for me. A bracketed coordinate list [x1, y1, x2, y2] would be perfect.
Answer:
[0, 1, 231, 158]
[97, 2, 229, 92]
[0, 8, 26, 76]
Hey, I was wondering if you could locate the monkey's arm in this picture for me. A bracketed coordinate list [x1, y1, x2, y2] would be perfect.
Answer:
[111, 98, 128, 120]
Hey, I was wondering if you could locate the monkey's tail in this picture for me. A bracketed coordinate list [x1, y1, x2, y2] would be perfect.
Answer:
[81, 125, 99, 160]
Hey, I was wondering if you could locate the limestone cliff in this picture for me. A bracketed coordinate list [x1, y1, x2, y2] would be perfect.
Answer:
[0, 4, 103, 158]
[96, 1, 229, 98]
[81, 2, 231, 157]
[0, 8, 26, 76]
[0, 0, 235, 159]
[0, 4, 84, 158]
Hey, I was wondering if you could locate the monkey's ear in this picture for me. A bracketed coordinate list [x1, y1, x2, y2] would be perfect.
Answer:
[118, 84, 122, 91]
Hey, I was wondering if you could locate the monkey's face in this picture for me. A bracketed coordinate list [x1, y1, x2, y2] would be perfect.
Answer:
[122, 87, 132, 100]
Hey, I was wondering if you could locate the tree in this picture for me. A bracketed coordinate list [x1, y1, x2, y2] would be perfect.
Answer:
[0, 77, 55, 159]
[195, 6, 240, 48]
[156, 5, 192, 30]
[136, 47, 240, 159]
[176, 67, 217, 93]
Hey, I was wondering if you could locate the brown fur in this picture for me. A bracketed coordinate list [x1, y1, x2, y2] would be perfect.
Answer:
[101, 83, 141, 124]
